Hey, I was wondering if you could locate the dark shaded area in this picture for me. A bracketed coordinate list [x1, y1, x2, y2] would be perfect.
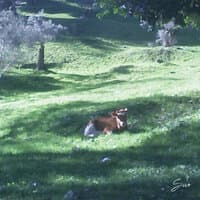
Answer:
[0, 73, 62, 95]
[0, 0, 15, 11]
[19, 0, 200, 46]
[0, 120, 200, 199]
[2, 62, 179, 98]
[0, 93, 200, 199]
[0, 61, 191, 105]
[111, 65, 133, 74]
[175, 28, 200, 46]
[21, 63, 58, 70]
[21, 0, 83, 17]
[2, 94, 200, 138]
[0, 150, 199, 200]
[19, 0, 155, 45]
[0, 69, 125, 97]
[79, 37, 118, 51]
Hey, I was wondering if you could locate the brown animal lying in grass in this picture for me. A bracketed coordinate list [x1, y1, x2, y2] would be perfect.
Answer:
[84, 108, 128, 137]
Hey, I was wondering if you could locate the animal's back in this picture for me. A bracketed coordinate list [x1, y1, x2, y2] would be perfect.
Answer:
[93, 117, 117, 131]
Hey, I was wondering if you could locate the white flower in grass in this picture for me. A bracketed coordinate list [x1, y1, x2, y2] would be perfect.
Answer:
[32, 182, 37, 187]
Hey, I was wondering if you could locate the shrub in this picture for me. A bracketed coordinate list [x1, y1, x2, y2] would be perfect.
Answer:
[156, 20, 177, 47]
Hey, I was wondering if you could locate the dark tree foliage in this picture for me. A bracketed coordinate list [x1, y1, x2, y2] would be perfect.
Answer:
[0, 0, 16, 12]
[97, 0, 200, 27]
[26, 0, 37, 6]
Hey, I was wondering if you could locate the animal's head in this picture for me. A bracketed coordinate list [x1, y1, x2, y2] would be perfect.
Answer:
[111, 108, 128, 129]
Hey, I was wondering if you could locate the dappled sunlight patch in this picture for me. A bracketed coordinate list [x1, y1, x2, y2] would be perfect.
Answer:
[42, 12, 76, 19]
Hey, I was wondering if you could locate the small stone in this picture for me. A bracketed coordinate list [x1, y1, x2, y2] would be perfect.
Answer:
[64, 190, 75, 200]
[100, 157, 111, 163]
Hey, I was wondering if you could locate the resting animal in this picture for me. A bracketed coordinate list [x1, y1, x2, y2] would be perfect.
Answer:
[84, 108, 128, 137]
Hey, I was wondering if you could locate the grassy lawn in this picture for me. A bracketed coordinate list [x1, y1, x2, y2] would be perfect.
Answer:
[0, 0, 200, 199]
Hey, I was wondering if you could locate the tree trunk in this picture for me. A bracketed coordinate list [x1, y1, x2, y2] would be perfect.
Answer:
[36, 42, 45, 71]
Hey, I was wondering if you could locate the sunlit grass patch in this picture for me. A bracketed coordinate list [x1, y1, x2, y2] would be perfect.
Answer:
[20, 10, 77, 19]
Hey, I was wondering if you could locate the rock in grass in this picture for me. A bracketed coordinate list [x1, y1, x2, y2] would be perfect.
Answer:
[100, 157, 111, 163]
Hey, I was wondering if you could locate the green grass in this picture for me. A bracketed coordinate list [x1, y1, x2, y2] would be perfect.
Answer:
[0, 0, 200, 199]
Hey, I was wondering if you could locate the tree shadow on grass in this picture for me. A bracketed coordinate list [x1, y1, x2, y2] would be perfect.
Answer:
[0, 119, 200, 200]
[111, 65, 134, 74]
[12, 58, 165, 94]
[49, 78, 126, 97]
[0, 73, 63, 96]
[78, 37, 119, 52]
[21, 63, 59, 70]
[0, 69, 126, 97]
[2, 93, 200, 139]
[0, 94, 200, 199]
[0, 98, 142, 139]
[21, 0, 83, 18]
